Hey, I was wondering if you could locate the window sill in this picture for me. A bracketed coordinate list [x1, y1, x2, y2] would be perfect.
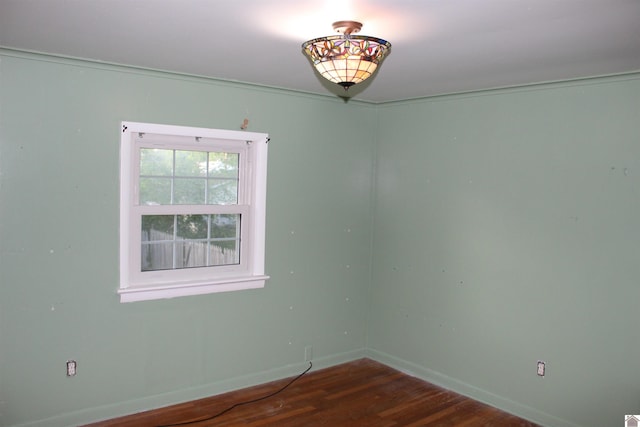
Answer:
[118, 275, 269, 303]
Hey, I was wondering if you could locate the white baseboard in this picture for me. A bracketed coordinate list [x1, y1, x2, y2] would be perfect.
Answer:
[15, 349, 366, 427]
[364, 348, 581, 427]
[13, 348, 580, 427]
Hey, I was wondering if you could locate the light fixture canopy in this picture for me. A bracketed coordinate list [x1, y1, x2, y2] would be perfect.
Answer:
[302, 21, 391, 90]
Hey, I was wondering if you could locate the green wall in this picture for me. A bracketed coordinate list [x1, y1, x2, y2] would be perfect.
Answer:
[369, 76, 640, 427]
[1, 49, 639, 427]
[0, 51, 376, 427]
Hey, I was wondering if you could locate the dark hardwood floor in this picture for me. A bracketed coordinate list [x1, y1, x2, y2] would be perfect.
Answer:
[84, 358, 540, 426]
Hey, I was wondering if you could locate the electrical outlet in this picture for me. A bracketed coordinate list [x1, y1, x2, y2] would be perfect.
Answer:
[66, 360, 77, 377]
[304, 345, 313, 362]
[537, 360, 545, 377]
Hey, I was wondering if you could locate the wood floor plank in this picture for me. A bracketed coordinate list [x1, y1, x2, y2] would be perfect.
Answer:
[84, 359, 540, 427]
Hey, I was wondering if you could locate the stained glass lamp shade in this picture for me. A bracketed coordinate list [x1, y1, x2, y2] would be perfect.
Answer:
[302, 21, 391, 90]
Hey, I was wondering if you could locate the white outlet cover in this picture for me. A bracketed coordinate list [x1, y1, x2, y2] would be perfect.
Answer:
[67, 360, 77, 376]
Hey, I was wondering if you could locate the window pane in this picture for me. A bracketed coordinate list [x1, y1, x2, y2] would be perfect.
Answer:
[175, 150, 207, 177]
[174, 178, 206, 204]
[176, 215, 208, 239]
[211, 214, 238, 237]
[209, 152, 239, 178]
[142, 215, 174, 239]
[176, 241, 207, 268]
[140, 148, 173, 176]
[208, 179, 238, 204]
[210, 241, 239, 265]
[141, 242, 174, 271]
[139, 150, 240, 206]
[140, 214, 240, 271]
[140, 177, 172, 205]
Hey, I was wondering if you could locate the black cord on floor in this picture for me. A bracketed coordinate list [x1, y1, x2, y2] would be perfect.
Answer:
[156, 361, 313, 427]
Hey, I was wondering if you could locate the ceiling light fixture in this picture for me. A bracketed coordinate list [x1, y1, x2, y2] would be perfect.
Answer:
[302, 20, 391, 91]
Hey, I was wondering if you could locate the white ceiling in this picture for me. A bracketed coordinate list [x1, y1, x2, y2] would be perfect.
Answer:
[1, 0, 639, 102]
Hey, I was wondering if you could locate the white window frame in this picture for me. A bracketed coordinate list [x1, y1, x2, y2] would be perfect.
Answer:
[118, 121, 269, 302]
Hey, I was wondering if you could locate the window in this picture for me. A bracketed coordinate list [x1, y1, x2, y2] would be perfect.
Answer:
[119, 122, 269, 302]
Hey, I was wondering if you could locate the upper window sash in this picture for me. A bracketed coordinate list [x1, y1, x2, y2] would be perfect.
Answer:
[133, 136, 249, 207]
